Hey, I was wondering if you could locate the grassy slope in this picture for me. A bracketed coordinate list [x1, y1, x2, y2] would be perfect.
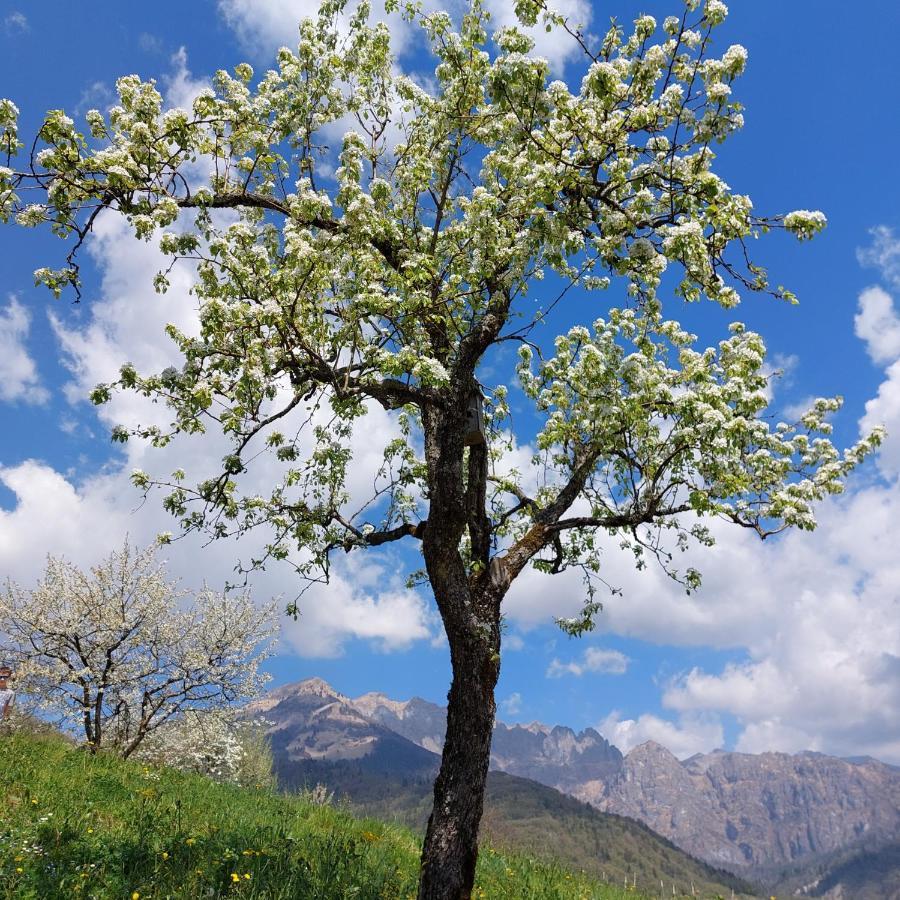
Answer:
[0, 732, 658, 900]
[276, 758, 756, 899]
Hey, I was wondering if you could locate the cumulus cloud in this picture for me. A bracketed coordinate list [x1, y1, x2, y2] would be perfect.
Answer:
[857, 284, 900, 478]
[218, 0, 591, 78]
[857, 225, 900, 289]
[0, 296, 49, 405]
[509, 473, 900, 762]
[855, 285, 900, 365]
[547, 646, 629, 678]
[217, 0, 427, 59]
[0, 459, 433, 658]
[598, 710, 724, 759]
[500, 692, 523, 717]
[280, 554, 433, 657]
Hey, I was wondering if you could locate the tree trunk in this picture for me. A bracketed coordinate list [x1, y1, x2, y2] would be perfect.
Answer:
[416, 396, 502, 898]
[417, 608, 500, 900]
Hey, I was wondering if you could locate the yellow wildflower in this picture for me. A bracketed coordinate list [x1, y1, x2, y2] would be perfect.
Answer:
[231, 873, 241, 883]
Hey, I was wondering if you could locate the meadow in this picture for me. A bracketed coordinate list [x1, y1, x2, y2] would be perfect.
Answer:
[0, 730, 733, 899]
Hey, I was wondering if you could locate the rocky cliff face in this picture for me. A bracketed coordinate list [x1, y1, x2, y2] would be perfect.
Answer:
[251, 679, 900, 887]
[351, 691, 447, 754]
[491, 721, 623, 794]
[598, 743, 900, 878]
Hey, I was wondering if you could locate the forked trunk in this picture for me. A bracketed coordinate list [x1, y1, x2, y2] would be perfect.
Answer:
[417, 610, 500, 900]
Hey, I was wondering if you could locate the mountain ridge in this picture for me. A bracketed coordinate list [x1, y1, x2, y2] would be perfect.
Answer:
[251, 678, 900, 895]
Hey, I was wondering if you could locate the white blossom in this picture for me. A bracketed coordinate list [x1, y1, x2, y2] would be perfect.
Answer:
[0, 542, 276, 757]
[784, 209, 827, 241]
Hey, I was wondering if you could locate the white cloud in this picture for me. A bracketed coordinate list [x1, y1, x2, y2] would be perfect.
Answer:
[164, 47, 210, 113]
[483, 0, 591, 75]
[218, 0, 590, 80]
[217, 0, 424, 59]
[761, 352, 798, 403]
[860, 356, 900, 478]
[0, 456, 433, 659]
[0, 296, 49, 405]
[500, 691, 522, 716]
[280, 554, 433, 657]
[139, 33, 164, 54]
[509, 476, 900, 763]
[857, 225, 900, 289]
[781, 395, 814, 422]
[43, 207, 421, 654]
[3, 11, 28, 34]
[74, 81, 116, 116]
[547, 646, 629, 678]
[854, 285, 900, 365]
[598, 710, 723, 759]
[857, 286, 900, 478]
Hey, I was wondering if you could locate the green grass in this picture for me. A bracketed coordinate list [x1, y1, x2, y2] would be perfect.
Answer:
[0, 731, 662, 900]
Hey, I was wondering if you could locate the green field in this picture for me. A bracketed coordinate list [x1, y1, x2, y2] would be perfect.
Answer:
[0, 731, 738, 899]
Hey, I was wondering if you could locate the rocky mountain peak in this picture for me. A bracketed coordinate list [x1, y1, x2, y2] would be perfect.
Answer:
[627, 739, 678, 759]
[293, 677, 345, 699]
[351, 691, 409, 718]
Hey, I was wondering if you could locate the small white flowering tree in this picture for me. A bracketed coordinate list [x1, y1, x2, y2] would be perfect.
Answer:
[0, 1, 882, 896]
[135, 708, 276, 787]
[0, 543, 275, 758]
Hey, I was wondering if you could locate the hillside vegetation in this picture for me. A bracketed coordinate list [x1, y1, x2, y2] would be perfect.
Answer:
[276, 754, 754, 899]
[0, 731, 673, 900]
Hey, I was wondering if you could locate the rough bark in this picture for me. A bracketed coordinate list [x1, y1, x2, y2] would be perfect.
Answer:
[416, 400, 503, 899]
[417, 600, 500, 900]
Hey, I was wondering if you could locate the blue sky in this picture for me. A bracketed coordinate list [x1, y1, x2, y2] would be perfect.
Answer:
[1, 0, 900, 762]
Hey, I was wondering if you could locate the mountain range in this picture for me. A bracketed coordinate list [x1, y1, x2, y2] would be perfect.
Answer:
[248, 678, 900, 897]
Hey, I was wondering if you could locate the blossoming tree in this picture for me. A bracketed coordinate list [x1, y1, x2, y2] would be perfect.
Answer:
[0, 0, 882, 896]
[0, 543, 275, 758]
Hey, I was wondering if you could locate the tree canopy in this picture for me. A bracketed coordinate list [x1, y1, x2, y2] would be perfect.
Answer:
[0, 0, 882, 895]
